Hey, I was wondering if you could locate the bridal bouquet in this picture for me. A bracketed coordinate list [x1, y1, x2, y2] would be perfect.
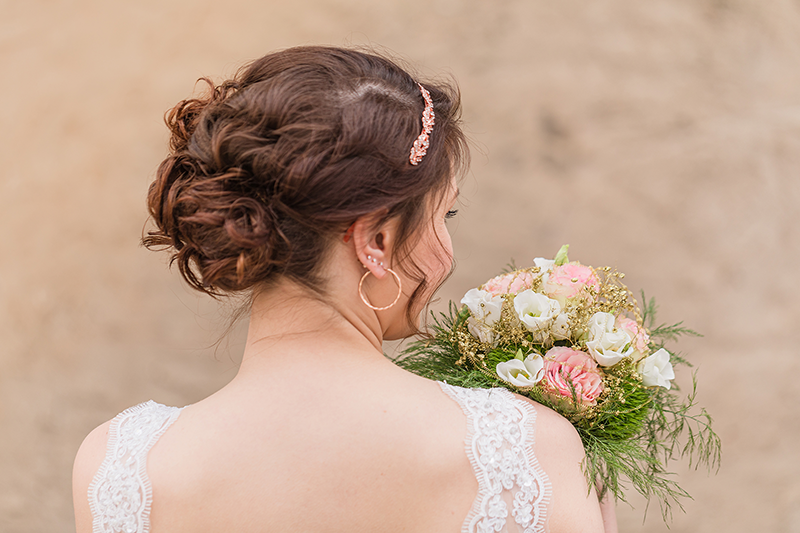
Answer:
[396, 246, 720, 520]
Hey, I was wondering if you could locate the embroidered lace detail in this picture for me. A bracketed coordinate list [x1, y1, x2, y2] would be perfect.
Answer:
[88, 401, 183, 533]
[439, 382, 552, 533]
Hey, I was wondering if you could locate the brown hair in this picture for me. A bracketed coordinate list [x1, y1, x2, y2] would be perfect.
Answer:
[143, 46, 467, 325]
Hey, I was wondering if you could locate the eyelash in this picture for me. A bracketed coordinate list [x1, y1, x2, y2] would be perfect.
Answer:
[445, 209, 459, 219]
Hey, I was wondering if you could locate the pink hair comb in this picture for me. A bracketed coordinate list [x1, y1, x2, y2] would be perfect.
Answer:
[409, 83, 435, 165]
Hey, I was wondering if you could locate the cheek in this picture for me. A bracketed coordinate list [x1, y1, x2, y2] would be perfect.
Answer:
[398, 221, 454, 307]
[440, 228, 454, 272]
[425, 220, 454, 280]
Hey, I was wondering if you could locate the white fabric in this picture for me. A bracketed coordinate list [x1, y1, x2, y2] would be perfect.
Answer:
[438, 382, 551, 533]
[87, 385, 550, 533]
[88, 401, 183, 533]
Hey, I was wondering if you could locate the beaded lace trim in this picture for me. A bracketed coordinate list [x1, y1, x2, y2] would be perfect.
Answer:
[88, 401, 183, 533]
[439, 382, 552, 533]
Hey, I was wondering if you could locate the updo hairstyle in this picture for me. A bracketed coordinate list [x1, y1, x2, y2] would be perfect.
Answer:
[144, 46, 467, 319]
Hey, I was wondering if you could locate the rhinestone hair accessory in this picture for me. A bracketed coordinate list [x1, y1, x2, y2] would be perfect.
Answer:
[409, 83, 435, 165]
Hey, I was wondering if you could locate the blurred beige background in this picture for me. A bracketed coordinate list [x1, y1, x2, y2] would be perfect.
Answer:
[2, 1, 799, 531]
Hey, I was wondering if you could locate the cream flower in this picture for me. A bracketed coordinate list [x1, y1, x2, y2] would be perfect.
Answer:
[461, 288, 504, 326]
[513, 290, 561, 336]
[585, 312, 635, 367]
[533, 257, 555, 273]
[551, 313, 571, 340]
[467, 317, 497, 345]
[496, 352, 545, 387]
[637, 348, 675, 389]
[534, 257, 555, 287]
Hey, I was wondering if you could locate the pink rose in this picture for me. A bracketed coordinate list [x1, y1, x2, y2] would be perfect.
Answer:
[543, 346, 604, 406]
[543, 263, 600, 302]
[483, 271, 535, 296]
[616, 316, 650, 354]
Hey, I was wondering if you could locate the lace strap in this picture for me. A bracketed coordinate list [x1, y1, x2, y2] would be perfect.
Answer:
[88, 401, 183, 533]
[439, 382, 552, 533]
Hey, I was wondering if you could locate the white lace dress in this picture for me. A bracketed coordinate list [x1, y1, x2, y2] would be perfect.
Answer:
[87, 383, 551, 533]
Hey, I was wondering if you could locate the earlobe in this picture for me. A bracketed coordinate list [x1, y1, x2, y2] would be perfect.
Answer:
[358, 267, 403, 310]
[364, 254, 387, 277]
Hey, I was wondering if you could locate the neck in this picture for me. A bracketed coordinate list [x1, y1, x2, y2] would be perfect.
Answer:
[240, 279, 385, 367]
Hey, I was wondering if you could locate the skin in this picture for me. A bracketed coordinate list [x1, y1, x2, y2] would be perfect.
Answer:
[73, 178, 614, 533]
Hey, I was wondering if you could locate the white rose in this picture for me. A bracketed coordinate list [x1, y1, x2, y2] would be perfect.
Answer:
[513, 290, 561, 336]
[637, 348, 675, 389]
[467, 317, 497, 345]
[496, 353, 545, 387]
[585, 312, 634, 367]
[461, 288, 503, 326]
[551, 313, 571, 340]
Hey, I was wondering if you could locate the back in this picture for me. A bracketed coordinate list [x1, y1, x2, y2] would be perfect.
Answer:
[76, 374, 472, 533]
[73, 371, 596, 533]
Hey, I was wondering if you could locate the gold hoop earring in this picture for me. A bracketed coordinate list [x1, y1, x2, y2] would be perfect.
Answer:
[358, 268, 403, 311]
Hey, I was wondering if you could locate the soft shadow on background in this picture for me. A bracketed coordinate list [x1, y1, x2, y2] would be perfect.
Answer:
[1, 1, 799, 531]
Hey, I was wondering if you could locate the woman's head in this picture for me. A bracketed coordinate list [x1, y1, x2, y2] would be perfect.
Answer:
[144, 46, 468, 330]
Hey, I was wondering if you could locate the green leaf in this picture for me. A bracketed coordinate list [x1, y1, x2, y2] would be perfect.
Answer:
[554, 244, 570, 266]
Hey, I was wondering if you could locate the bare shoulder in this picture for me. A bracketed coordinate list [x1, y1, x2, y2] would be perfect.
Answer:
[72, 420, 112, 533]
[522, 398, 585, 458]
[514, 396, 605, 533]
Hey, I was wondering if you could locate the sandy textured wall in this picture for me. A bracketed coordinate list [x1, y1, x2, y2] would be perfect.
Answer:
[1, 1, 799, 531]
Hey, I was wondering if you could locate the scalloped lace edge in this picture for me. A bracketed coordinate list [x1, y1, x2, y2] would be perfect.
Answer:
[87, 401, 183, 533]
[438, 382, 552, 533]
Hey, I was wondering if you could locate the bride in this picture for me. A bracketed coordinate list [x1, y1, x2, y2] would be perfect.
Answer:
[72, 46, 615, 533]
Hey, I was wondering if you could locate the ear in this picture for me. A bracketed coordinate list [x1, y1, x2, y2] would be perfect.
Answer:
[351, 212, 398, 280]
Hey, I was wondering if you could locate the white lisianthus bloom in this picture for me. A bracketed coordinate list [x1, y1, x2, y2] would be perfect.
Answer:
[533, 257, 555, 273]
[637, 348, 676, 389]
[585, 312, 635, 367]
[513, 290, 561, 336]
[551, 313, 571, 340]
[534, 257, 555, 286]
[467, 317, 497, 346]
[496, 353, 545, 387]
[461, 288, 503, 326]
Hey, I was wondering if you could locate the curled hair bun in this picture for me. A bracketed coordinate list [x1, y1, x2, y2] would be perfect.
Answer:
[144, 46, 467, 300]
[144, 155, 288, 294]
[165, 78, 240, 153]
